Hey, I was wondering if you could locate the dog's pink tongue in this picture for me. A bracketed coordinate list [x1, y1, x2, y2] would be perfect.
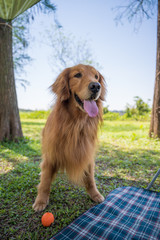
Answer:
[84, 100, 98, 118]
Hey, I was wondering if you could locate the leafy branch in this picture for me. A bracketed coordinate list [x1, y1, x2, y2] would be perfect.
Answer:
[113, 0, 157, 29]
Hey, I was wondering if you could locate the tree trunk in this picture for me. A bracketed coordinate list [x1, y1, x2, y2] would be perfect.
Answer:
[149, 1, 160, 138]
[0, 19, 23, 141]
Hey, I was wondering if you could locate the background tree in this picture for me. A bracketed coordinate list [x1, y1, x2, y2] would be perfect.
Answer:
[0, 18, 23, 141]
[149, 1, 160, 137]
[46, 26, 101, 73]
[125, 96, 150, 117]
[114, 0, 159, 137]
[0, 0, 56, 141]
[134, 96, 150, 115]
[12, 12, 31, 89]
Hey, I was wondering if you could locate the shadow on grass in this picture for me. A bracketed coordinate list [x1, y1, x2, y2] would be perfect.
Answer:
[96, 142, 160, 193]
[0, 138, 41, 170]
[1, 139, 160, 239]
[98, 142, 160, 165]
[1, 157, 159, 240]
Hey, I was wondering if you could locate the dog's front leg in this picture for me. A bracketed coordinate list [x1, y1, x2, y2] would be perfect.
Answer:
[83, 163, 104, 203]
[33, 160, 57, 212]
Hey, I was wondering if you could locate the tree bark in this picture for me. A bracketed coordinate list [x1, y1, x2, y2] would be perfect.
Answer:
[149, 1, 160, 138]
[0, 19, 23, 141]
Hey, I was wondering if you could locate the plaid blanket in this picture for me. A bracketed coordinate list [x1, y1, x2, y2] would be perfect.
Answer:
[51, 187, 160, 240]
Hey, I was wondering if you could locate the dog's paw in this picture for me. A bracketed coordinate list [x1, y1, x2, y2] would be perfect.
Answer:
[32, 198, 49, 212]
[91, 193, 105, 203]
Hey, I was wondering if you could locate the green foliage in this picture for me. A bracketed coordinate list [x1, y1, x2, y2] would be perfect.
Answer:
[134, 96, 150, 115]
[12, 0, 57, 87]
[124, 96, 151, 119]
[1, 112, 160, 239]
[103, 97, 151, 121]
[125, 105, 135, 118]
[13, 12, 31, 88]
[103, 111, 150, 122]
[20, 110, 50, 119]
[103, 112, 120, 120]
[103, 106, 109, 114]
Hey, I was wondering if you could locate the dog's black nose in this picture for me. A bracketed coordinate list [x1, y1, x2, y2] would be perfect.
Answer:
[88, 82, 101, 94]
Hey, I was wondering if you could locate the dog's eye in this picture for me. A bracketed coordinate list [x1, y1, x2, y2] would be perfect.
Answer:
[74, 73, 82, 78]
[95, 74, 98, 79]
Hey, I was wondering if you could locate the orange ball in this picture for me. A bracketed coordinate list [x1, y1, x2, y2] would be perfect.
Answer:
[41, 212, 54, 227]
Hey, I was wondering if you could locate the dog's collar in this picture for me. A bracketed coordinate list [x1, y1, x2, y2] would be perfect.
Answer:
[74, 94, 84, 109]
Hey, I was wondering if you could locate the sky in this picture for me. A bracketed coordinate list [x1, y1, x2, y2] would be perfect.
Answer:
[16, 0, 157, 111]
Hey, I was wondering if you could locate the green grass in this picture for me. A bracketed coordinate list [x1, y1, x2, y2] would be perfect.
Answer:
[0, 114, 160, 239]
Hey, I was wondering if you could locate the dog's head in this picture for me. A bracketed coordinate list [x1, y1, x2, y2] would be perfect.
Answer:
[52, 64, 106, 118]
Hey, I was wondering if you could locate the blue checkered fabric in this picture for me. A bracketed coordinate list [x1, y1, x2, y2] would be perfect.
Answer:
[51, 187, 160, 240]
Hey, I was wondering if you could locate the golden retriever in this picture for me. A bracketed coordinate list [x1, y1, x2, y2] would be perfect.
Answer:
[33, 64, 106, 211]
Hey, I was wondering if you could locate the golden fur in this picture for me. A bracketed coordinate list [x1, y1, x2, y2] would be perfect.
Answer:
[33, 64, 106, 212]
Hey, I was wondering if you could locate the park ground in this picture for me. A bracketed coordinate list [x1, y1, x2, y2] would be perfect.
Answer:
[0, 111, 160, 239]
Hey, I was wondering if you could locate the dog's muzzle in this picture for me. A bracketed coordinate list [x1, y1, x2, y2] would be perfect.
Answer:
[88, 82, 101, 100]
[89, 82, 101, 93]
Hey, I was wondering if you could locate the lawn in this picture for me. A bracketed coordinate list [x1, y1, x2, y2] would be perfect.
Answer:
[0, 114, 160, 239]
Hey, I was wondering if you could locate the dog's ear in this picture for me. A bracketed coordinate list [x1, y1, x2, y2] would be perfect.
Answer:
[52, 68, 70, 101]
[99, 72, 106, 101]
